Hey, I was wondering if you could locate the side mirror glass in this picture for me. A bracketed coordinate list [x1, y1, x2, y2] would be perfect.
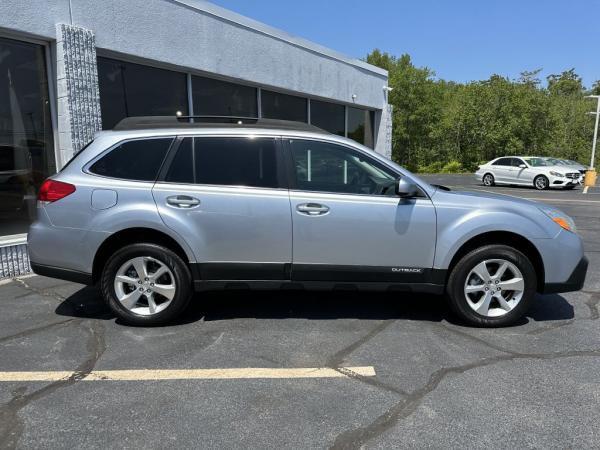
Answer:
[395, 177, 418, 198]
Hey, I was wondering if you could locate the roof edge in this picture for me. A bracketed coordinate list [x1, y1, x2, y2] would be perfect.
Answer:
[165, 0, 388, 78]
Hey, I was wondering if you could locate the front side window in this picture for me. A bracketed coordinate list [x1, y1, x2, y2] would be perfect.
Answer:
[164, 137, 279, 188]
[288, 139, 396, 196]
[89, 138, 173, 181]
[512, 158, 526, 167]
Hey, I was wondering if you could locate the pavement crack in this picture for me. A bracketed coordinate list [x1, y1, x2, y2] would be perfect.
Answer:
[327, 320, 394, 368]
[0, 319, 106, 449]
[329, 348, 600, 450]
[583, 292, 600, 320]
[0, 319, 75, 345]
[13, 278, 66, 303]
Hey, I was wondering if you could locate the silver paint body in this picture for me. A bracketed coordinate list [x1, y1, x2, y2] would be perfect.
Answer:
[28, 127, 585, 286]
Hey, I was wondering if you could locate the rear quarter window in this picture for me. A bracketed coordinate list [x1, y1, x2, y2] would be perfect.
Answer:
[89, 138, 173, 181]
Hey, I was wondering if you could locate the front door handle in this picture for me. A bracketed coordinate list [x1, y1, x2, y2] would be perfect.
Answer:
[166, 195, 200, 208]
[296, 203, 330, 216]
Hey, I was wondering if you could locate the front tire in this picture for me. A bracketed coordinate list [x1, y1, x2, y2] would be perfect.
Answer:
[534, 175, 549, 190]
[446, 245, 537, 327]
[100, 243, 192, 326]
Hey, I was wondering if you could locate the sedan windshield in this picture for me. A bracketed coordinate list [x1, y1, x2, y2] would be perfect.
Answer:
[523, 157, 550, 167]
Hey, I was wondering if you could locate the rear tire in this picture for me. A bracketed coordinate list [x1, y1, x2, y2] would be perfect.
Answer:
[100, 243, 192, 326]
[482, 173, 495, 187]
[446, 245, 537, 327]
[534, 175, 549, 190]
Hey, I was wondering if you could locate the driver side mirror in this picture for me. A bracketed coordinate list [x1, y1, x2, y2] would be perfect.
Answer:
[395, 177, 419, 198]
[519, 164, 527, 169]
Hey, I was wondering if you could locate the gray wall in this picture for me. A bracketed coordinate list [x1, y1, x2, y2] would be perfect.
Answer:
[0, 0, 391, 156]
[0, 0, 387, 110]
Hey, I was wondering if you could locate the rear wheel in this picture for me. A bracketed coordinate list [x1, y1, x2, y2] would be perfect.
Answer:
[446, 245, 537, 327]
[482, 173, 495, 187]
[534, 175, 549, 190]
[100, 243, 192, 326]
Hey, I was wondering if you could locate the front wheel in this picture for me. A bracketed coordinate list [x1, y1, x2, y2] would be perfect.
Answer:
[534, 175, 549, 190]
[100, 243, 192, 326]
[446, 245, 537, 327]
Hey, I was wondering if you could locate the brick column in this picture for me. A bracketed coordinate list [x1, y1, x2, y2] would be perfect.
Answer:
[55, 24, 102, 168]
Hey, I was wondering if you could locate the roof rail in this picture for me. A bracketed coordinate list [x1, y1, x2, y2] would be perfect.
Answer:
[112, 115, 329, 134]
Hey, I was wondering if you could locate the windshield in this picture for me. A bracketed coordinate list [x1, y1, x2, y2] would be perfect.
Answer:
[545, 158, 562, 165]
[523, 157, 550, 167]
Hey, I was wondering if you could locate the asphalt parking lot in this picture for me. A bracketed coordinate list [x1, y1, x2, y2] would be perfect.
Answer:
[1, 174, 599, 449]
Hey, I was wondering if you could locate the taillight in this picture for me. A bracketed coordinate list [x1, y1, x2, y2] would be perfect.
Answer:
[38, 179, 76, 202]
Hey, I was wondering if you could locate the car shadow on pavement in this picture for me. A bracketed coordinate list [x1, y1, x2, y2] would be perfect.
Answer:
[54, 286, 574, 328]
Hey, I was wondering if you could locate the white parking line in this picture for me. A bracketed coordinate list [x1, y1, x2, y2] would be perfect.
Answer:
[0, 366, 376, 382]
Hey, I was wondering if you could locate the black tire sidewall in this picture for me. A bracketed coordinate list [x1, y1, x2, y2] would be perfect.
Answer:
[447, 245, 537, 327]
[100, 243, 192, 326]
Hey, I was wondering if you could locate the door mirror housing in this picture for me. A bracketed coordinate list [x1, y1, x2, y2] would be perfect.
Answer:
[395, 177, 418, 198]
[519, 164, 527, 169]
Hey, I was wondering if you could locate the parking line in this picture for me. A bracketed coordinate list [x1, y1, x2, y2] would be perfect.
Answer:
[0, 366, 376, 382]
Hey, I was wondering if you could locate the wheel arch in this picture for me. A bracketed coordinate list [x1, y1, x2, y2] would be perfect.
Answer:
[445, 231, 545, 292]
[92, 227, 193, 284]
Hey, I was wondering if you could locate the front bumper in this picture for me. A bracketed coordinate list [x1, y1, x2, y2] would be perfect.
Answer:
[543, 256, 588, 294]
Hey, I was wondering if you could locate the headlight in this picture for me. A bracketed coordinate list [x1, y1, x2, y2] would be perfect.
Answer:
[539, 207, 577, 233]
[549, 171, 564, 177]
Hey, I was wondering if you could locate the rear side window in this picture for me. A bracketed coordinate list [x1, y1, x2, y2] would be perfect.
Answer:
[164, 137, 279, 188]
[492, 158, 511, 166]
[89, 138, 173, 181]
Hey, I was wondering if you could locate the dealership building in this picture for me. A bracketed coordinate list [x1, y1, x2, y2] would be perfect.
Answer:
[0, 0, 391, 276]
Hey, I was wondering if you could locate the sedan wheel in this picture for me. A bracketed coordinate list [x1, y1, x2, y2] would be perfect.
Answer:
[534, 175, 548, 190]
[483, 173, 495, 186]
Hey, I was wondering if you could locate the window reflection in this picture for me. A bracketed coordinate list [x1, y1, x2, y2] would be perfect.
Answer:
[192, 76, 257, 118]
[347, 107, 375, 148]
[0, 37, 55, 236]
[310, 100, 345, 136]
[261, 90, 307, 122]
[97, 57, 188, 129]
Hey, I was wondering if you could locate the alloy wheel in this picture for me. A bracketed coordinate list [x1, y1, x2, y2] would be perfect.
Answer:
[535, 176, 548, 190]
[113, 256, 176, 316]
[463, 259, 525, 318]
[483, 174, 494, 186]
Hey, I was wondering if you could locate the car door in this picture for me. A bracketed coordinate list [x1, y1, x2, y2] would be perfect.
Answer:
[152, 135, 292, 280]
[285, 138, 437, 283]
[513, 157, 534, 185]
[490, 157, 512, 182]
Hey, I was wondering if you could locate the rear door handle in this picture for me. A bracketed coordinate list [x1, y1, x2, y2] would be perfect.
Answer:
[166, 195, 200, 208]
[296, 203, 330, 216]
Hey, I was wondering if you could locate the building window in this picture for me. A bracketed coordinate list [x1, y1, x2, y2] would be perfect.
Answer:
[347, 107, 375, 148]
[261, 90, 307, 122]
[0, 37, 55, 236]
[192, 76, 257, 118]
[309, 100, 345, 136]
[97, 57, 188, 129]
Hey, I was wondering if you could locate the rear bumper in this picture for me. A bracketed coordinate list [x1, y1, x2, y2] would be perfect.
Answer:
[542, 256, 588, 294]
[30, 262, 93, 285]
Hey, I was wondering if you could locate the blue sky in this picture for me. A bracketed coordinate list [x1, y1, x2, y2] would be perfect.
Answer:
[210, 0, 599, 87]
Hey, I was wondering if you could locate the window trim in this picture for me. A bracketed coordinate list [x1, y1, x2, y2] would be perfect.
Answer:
[155, 134, 288, 191]
[83, 136, 177, 182]
[282, 137, 425, 198]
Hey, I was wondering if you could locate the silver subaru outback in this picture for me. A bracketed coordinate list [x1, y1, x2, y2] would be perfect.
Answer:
[28, 116, 588, 327]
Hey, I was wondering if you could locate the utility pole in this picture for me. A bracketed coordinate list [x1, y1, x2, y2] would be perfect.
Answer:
[586, 95, 600, 170]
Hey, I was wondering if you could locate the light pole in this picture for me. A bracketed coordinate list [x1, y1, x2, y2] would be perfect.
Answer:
[586, 95, 600, 170]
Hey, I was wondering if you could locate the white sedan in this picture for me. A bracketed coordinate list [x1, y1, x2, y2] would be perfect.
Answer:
[475, 156, 582, 190]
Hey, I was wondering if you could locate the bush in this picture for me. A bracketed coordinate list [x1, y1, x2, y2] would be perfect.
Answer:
[416, 160, 466, 173]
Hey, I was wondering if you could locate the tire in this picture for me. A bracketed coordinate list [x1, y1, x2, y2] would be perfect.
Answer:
[482, 173, 495, 187]
[446, 245, 537, 327]
[100, 243, 192, 326]
[534, 175, 549, 190]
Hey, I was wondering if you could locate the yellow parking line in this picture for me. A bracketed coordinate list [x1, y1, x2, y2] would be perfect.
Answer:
[0, 366, 376, 382]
